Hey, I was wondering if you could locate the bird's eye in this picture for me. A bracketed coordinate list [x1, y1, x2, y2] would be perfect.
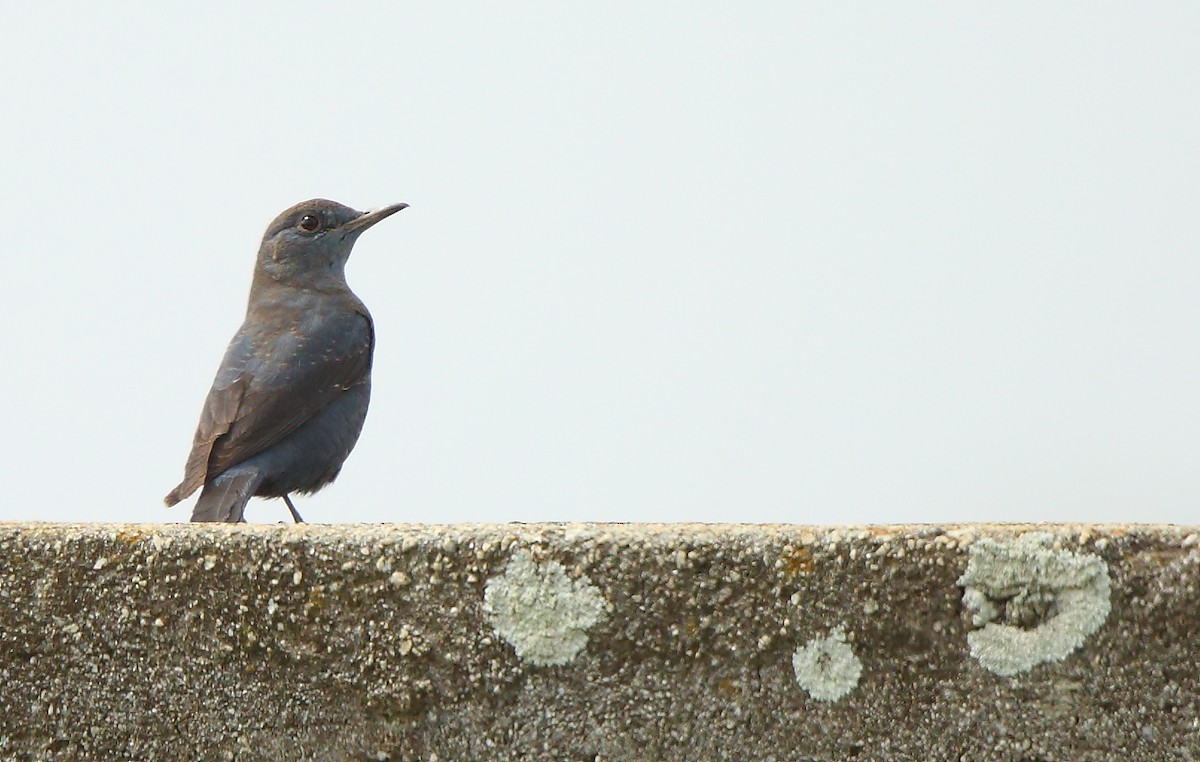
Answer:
[298, 214, 321, 233]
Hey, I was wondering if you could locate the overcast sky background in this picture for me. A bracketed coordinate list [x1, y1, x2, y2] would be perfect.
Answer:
[1, 4, 1197, 525]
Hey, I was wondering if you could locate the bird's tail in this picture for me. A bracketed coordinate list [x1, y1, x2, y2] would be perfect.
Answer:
[191, 469, 263, 523]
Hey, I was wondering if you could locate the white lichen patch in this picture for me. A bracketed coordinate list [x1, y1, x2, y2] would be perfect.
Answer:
[958, 533, 1111, 676]
[791, 628, 862, 702]
[483, 550, 609, 667]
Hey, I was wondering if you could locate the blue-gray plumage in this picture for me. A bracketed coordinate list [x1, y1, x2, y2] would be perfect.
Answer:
[165, 199, 407, 522]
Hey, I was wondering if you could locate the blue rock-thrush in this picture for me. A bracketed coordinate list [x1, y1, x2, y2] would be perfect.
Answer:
[165, 199, 407, 522]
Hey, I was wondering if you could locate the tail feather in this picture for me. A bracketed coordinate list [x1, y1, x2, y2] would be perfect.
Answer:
[191, 470, 263, 523]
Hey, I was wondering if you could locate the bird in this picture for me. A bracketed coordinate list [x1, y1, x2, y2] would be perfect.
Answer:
[165, 198, 407, 523]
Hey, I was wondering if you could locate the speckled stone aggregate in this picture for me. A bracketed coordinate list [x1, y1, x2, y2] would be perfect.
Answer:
[0, 522, 1197, 761]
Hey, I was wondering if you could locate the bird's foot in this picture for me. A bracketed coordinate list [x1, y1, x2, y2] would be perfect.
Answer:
[282, 494, 305, 524]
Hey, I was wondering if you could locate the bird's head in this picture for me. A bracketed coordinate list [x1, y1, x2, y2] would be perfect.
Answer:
[255, 198, 408, 287]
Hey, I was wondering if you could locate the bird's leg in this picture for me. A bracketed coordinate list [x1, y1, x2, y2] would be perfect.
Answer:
[282, 494, 305, 523]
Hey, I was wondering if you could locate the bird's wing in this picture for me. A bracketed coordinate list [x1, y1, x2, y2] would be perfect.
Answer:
[164, 309, 373, 506]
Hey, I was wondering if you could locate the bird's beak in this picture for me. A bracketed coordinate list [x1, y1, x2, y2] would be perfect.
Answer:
[342, 202, 409, 235]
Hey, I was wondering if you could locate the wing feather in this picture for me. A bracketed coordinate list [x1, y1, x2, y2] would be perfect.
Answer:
[164, 307, 373, 506]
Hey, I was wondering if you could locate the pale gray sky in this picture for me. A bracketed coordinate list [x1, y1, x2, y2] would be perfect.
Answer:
[2, 4, 1197, 525]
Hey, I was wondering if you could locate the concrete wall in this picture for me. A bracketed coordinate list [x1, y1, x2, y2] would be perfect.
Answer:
[0, 523, 1196, 761]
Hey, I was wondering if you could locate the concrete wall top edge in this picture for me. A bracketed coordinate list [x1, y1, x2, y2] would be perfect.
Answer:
[1, 520, 1197, 760]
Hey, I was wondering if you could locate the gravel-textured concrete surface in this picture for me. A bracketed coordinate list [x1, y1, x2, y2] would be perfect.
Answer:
[0, 522, 1197, 761]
